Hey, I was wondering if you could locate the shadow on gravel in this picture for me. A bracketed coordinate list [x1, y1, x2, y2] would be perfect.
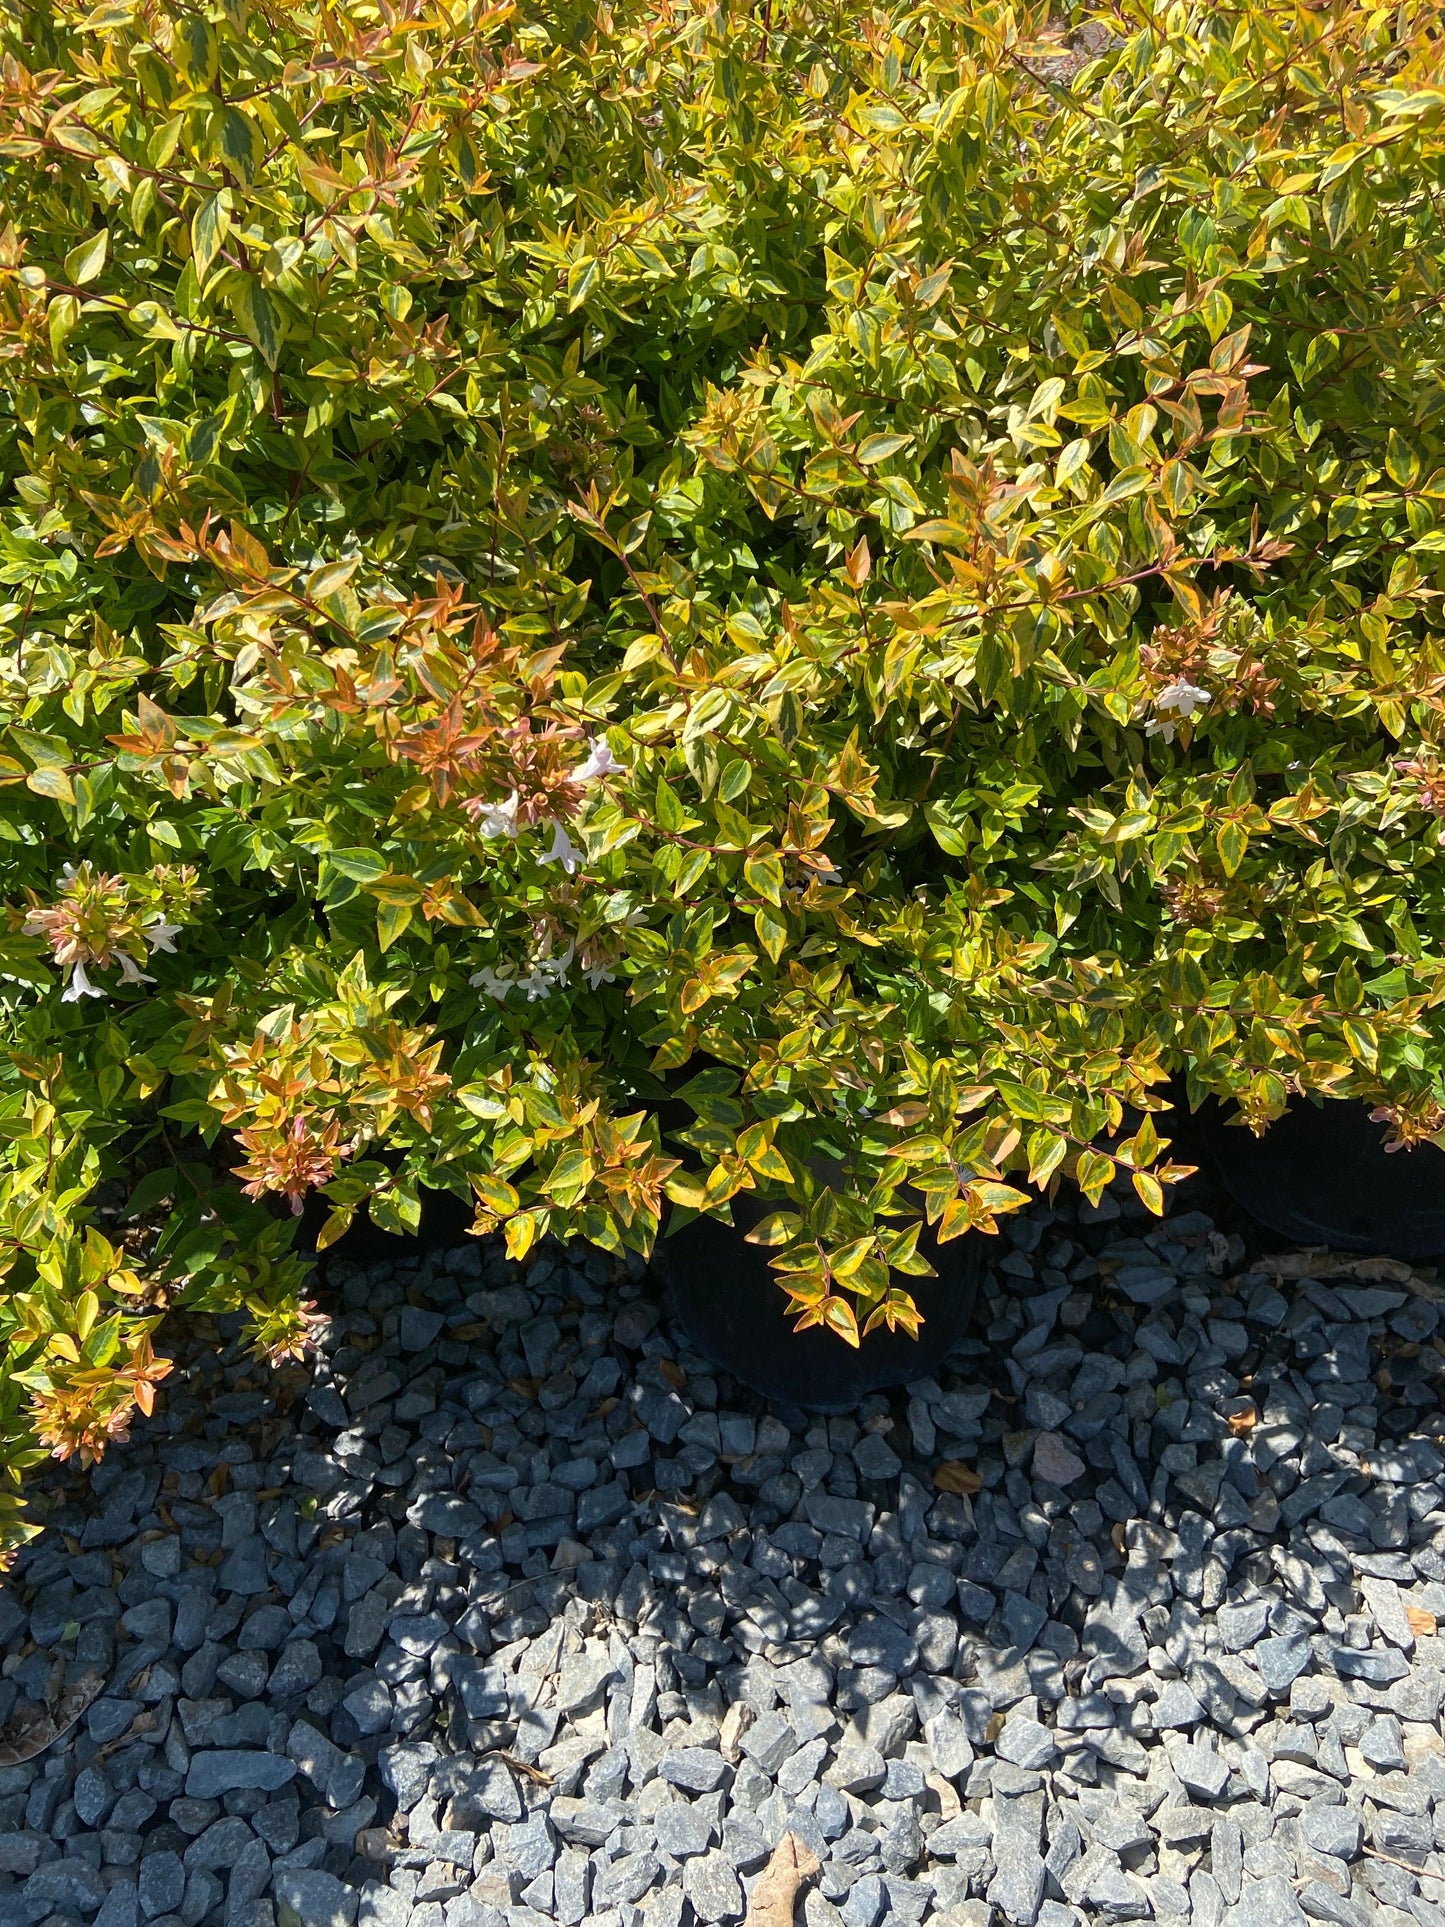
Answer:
[3, 1170, 1445, 1927]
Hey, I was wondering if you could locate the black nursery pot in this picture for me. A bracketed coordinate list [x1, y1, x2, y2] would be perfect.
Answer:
[660, 1193, 983, 1414]
[291, 1181, 475, 1266]
[1198, 1096, 1445, 1262]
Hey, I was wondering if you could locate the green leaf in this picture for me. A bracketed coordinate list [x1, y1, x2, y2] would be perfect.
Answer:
[63, 229, 108, 286]
[210, 104, 265, 184]
[1216, 820, 1249, 877]
[327, 848, 388, 882]
[1098, 466, 1150, 506]
[1055, 437, 1092, 486]
[743, 848, 784, 906]
[190, 193, 230, 284]
[754, 904, 787, 962]
[856, 432, 912, 465]
[232, 274, 282, 368]
[376, 899, 412, 950]
[171, 13, 219, 88]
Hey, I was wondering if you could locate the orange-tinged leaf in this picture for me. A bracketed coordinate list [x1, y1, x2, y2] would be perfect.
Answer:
[819, 1294, 860, 1346]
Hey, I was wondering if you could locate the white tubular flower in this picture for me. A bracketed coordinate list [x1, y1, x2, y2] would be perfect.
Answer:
[145, 915, 183, 953]
[469, 964, 516, 1003]
[573, 736, 626, 783]
[61, 961, 105, 1002]
[1156, 678, 1210, 717]
[523, 945, 575, 1001]
[584, 961, 617, 989]
[475, 791, 521, 840]
[539, 822, 584, 876]
[1146, 679, 1210, 742]
[117, 954, 156, 986]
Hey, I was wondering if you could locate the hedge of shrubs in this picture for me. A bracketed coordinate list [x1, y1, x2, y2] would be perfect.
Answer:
[0, 0, 1442, 1553]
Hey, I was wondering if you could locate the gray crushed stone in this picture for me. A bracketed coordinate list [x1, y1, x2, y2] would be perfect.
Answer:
[3, 1183, 1445, 1927]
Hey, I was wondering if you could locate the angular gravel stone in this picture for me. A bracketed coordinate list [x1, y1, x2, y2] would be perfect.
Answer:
[1232, 1874, 1306, 1926]
[185, 1752, 298, 1798]
[275, 1869, 360, 1926]
[1170, 1741, 1229, 1800]
[26, 1861, 108, 1913]
[740, 1711, 796, 1776]
[1256, 1635, 1313, 1694]
[1032, 1432, 1086, 1487]
[660, 1747, 729, 1793]
[1300, 1802, 1362, 1860]
[996, 1715, 1056, 1769]
[655, 1802, 715, 1858]
[138, 1850, 185, 1918]
[683, 1849, 743, 1922]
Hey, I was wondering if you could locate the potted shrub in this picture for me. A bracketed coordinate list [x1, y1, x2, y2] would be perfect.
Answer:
[1, 0, 1443, 1545]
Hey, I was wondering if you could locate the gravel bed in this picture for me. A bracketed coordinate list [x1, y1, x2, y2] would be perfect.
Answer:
[4, 1183, 1445, 1927]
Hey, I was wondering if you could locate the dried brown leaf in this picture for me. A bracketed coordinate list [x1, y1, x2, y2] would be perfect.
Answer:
[933, 1461, 982, 1496]
[1407, 1605, 1438, 1637]
[492, 1750, 553, 1786]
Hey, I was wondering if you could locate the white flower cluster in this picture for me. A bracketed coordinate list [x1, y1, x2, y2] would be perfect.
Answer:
[1145, 678, 1210, 742]
[468, 738, 634, 1006]
[470, 946, 575, 1004]
[64, 916, 182, 1002]
[474, 737, 625, 850]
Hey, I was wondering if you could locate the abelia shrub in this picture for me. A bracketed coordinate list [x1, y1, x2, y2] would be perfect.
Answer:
[0, 0, 1443, 1553]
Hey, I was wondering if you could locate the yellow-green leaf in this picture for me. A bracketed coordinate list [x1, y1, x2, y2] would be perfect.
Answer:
[26, 767, 75, 805]
[210, 104, 265, 184]
[232, 274, 283, 369]
[63, 229, 108, 287]
[191, 193, 230, 284]
[376, 899, 412, 951]
[856, 432, 911, 466]
[315, 1205, 355, 1251]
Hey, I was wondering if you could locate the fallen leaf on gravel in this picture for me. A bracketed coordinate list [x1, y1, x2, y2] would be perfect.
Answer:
[1225, 1403, 1257, 1436]
[492, 1750, 553, 1786]
[1260, 1249, 1445, 1301]
[744, 1831, 821, 1927]
[933, 1461, 982, 1495]
[1407, 1605, 1438, 1637]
